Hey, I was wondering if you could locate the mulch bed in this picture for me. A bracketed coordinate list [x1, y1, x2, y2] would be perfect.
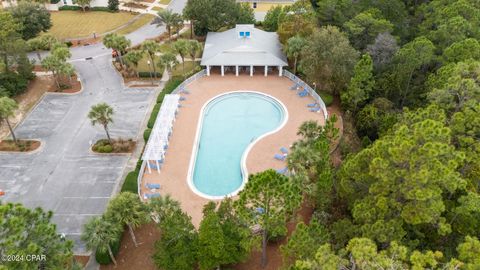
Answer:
[69, 37, 102, 47]
[0, 140, 41, 152]
[49, 74, 82, 94]
[92, 139, 136, 154]
[124, 2, 148, 9]
[74, 255, 90, 268]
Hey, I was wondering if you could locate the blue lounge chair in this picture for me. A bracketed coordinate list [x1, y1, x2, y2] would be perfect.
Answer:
[298, 89, 308, 97]
[280, 147, 288, 154]
[144, 193, 161, 199]
[146, 183, 161, 189]
[179, 96, 186, 101]
[289, 84, 299, 90]
[307, 102, 318, 107]
[181, 88, 190, 94]
[276, 167, 288, 175]
[274, 153, 286, 161]
[310, 107, 321, 112]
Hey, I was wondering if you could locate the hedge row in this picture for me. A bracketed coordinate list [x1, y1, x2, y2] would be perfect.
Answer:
[121, 171, 139, 194]
[138, 71, 162, 78]
[120, 75, 187, 195]
[145, 76, 184, 130]
[58, 6, 113, 12]
[147, 103, 161, 129]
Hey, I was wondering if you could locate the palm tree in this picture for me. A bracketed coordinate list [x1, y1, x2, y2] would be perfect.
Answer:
[88, 103, 114, 144]
[141, 40, 161, 78]
[123, 50, 144, 77]
[155, 10, 179, 39]
[148, 194, 180, 222]
[171, 13, 184, 38]
[104, 33, 131, 67]
[0, 97, 19, 145]
[105, 192, 149, 247]
[172, 39, 189, 77]
[187, 39, 201, 63]
[158, 52, 178, 75]
[285, 35, 306, 74]
[81, 216, 122, 266]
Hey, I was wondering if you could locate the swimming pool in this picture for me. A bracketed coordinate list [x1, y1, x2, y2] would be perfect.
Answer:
[188, 91, 287, 199]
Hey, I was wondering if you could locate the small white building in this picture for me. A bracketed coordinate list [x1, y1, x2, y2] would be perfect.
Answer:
[200, 24, 288, 77]
[60, 0, 108, 7]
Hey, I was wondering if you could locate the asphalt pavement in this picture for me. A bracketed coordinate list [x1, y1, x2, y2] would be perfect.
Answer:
[0, 18, 168, 253]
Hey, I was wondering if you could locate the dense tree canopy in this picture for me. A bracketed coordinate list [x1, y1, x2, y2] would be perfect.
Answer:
[300, 26, 358, 95]
[0, 202, 74, 269]
[183, 0, 254, 36]
[7, 2, 51, 40]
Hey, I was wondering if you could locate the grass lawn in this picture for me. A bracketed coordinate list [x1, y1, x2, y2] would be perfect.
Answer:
[115, 14, 155, 35]
[46, 11, 137, 39]
[171, 61, 200, 77]
[159, 0, 171, 5]
[136, 55, 165, 74]
[151, 6, 163, 12]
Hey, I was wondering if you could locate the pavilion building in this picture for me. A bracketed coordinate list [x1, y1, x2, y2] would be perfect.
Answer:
[200, 24, 288, 77]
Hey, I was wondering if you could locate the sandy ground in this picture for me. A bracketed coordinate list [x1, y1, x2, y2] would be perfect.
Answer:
[141, 73, 326, 227]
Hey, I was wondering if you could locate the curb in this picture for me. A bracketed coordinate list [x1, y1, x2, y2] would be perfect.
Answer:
[0, 139, 44, 155]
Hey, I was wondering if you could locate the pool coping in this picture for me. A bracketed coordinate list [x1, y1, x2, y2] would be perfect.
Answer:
[186, 90, 289, 200]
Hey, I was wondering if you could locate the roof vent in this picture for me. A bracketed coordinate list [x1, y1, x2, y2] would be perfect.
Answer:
[236, 24, 254, 39]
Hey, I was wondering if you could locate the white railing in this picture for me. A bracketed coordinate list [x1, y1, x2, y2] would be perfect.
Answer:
[282, 70, 328, 120]
[172, 69, 207, 94]
[138, 69, 207, 200]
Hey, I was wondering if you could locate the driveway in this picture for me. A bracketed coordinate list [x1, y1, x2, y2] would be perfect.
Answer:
[0, 22, 165, 253]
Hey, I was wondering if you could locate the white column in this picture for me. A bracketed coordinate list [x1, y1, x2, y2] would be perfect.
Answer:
[236, 65, 239, 76]
[206, 65, 210, 76]
[221, 65, 224, 76]
[264, 66, 268, 76]
[147, 161, 152, 174]
[155, 160, 160, 173]
[250, 65, 253, 76]
[279, 66, 283, 76]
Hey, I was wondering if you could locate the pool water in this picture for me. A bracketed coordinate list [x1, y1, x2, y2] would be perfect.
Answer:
[191, 92, 285, 197]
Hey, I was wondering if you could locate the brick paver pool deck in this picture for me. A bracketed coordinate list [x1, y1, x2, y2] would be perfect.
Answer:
[141, 73, 326, 226]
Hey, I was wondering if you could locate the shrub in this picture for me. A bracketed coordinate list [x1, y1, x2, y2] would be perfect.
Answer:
[108, 0, 119, 11]
[138, 71, 162, 78]
[92, 139, 113, 153]
[101, 145, 113, 153]
[147, 104, 161, 129]
[121, 170, 139, 193]
[143, 128, 152, 142]
[0, 72, 29, 97]
[65, 41, 73, 47]
[91, 6, 112, 12]
[50, 0, 60, 3]
[59, 6, 113, 11]
[319, 92, 333, 107]
[95, 231, 122, 264]
[58, 5, 82, 11]
[156, 77, 183, 103]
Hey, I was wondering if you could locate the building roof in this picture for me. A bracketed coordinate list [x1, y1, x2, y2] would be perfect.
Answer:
[200, 25, 288, 67]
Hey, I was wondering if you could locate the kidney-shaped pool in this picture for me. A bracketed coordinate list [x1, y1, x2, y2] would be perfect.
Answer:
[188, 91, 287, 199]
